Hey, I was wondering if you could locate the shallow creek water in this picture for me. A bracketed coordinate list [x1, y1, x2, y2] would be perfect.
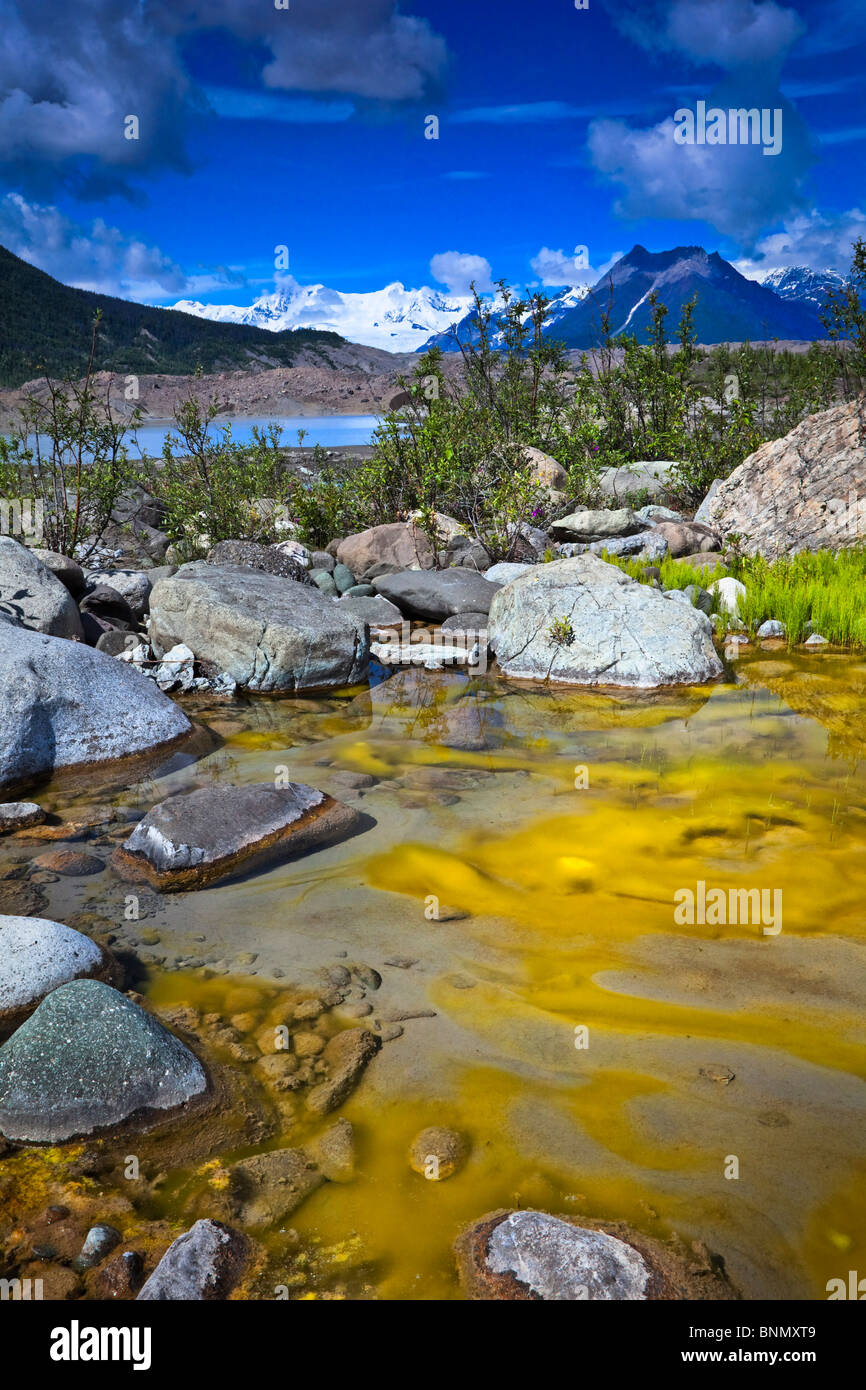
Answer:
[3, 648, 866, 1300]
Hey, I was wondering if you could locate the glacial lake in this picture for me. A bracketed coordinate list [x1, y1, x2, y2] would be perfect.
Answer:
[125, 413, 380, 455]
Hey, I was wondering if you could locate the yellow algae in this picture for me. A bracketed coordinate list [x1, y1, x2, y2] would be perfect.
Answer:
[5, 649, 866, 1300]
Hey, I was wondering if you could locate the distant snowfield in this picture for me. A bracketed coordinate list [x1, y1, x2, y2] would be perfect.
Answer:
[171, 280, 475, 353]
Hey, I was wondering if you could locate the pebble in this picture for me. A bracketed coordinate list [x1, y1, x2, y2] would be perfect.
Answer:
[73, 1223, 122, 1272]
[409, 1126, 468, 1180]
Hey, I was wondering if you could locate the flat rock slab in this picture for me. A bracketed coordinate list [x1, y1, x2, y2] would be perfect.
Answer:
[488, 553, 722, 688]
[149, 562, 368, 693]
[0, 537, 84, 639]
[137, 1220, 248, 1301]
[0, 979, 208, 1143]
[455, 1209, 737, 1300]
[229, 1146, 324, 1228]
[114, 781, 364, 891]
[372, 569, 501, 621]
[0, 623, 192, 793]
[0, 915, 119, 1030]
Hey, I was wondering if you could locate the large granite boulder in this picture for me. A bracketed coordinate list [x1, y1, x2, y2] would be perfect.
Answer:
[148, 563, 368, 693]
[455, 1209, 737, 1300]
[336, 522, 435, 578]
[114, 781, 364, 890]
[372, 568, 501, 621]
[0, 538, 84, 639]
[488, 553, 722, 687]
[0, 623, 192, 792]
[30, 550, 85, 598]
[694, 401, 866, 558]
[0, 915, 119, 1031]
[0, 979, 208, 1142]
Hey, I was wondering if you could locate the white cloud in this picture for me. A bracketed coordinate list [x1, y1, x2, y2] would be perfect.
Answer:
[530, 247, 623, 287]
[734, 210, 866, 277]
[430, 251, 493, 295]
[0, 193, 243, 301]
[616, 0, 804, 72]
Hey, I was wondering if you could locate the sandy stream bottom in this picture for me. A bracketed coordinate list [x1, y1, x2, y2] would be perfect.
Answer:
[2, 649, 865, 1300]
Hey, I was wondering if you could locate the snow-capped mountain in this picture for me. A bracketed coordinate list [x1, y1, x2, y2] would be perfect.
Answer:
[171, 280, 473, 353]
[424, 246, 833, 351]
[753, 266, 845, 311]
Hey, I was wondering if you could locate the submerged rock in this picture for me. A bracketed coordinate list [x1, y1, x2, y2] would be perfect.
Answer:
[408, 1126, 468, 1180]
[306, 1028, 381, 1116]
[114, 781, 364, 891]
[229, 1146, 324, 1228]
[0, 537, 84, 639]
[0, 623, 192, 792]
[0, 979, 208, 1143]
[137, 1219, 249, 1301]
[0, 915, 119, 1030]
[455, 1209, 737, 1301]
[488, 554, 722, 688]
[149, 562, 368, 693]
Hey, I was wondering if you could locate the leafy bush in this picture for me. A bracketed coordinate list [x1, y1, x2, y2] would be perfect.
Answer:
[0, 313, 144, 561]
[154, 386, 290, 558]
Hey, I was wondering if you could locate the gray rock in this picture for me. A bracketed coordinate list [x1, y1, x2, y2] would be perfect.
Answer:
[336, 522, 434, 578]
[205, 540, 310, 585]
[559, 531, 669, 561]
[708, 576, 746, 617]
[137, 1220, 248, 1301]
[597, 461, 678, 502]
[372, 568, 501, 621]
[72, 1223, 121, 1272]
[441, 611, 489, 634]
[115, 781, 363, 891]
[0, 979, 208, 1142]
[342, 583, 375, 597]
[332, 562, 356, 594]
[487, 1210, 652, 1300]
[309, 550, 335, 573]
[650, 521, 720, 558]
[756, 618, 786, 638]
[488, 553, 722, 687]
[148, 563, 368, 693]
[550, 508, 642, 542]
[30, 550, 85, 598]
[0, 623, 192, 792]
[95, 629, 139, 657]
[86, 569, 153, 617]
[636, 505, 683, 524]
[484, 562, 532, 586]
[339, 593, 403, 627]
[0, 915, 118, 1028]
[0, 802, 45, 832]
[0, 538, 84, 639]
[804, 632, 829, 646]
[448, 542, 492, 571]
[693, 477, 723, 525]
[311, 568, 338, 596]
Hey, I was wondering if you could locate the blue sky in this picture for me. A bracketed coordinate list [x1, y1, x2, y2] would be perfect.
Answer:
[1, 0, 864, 304]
